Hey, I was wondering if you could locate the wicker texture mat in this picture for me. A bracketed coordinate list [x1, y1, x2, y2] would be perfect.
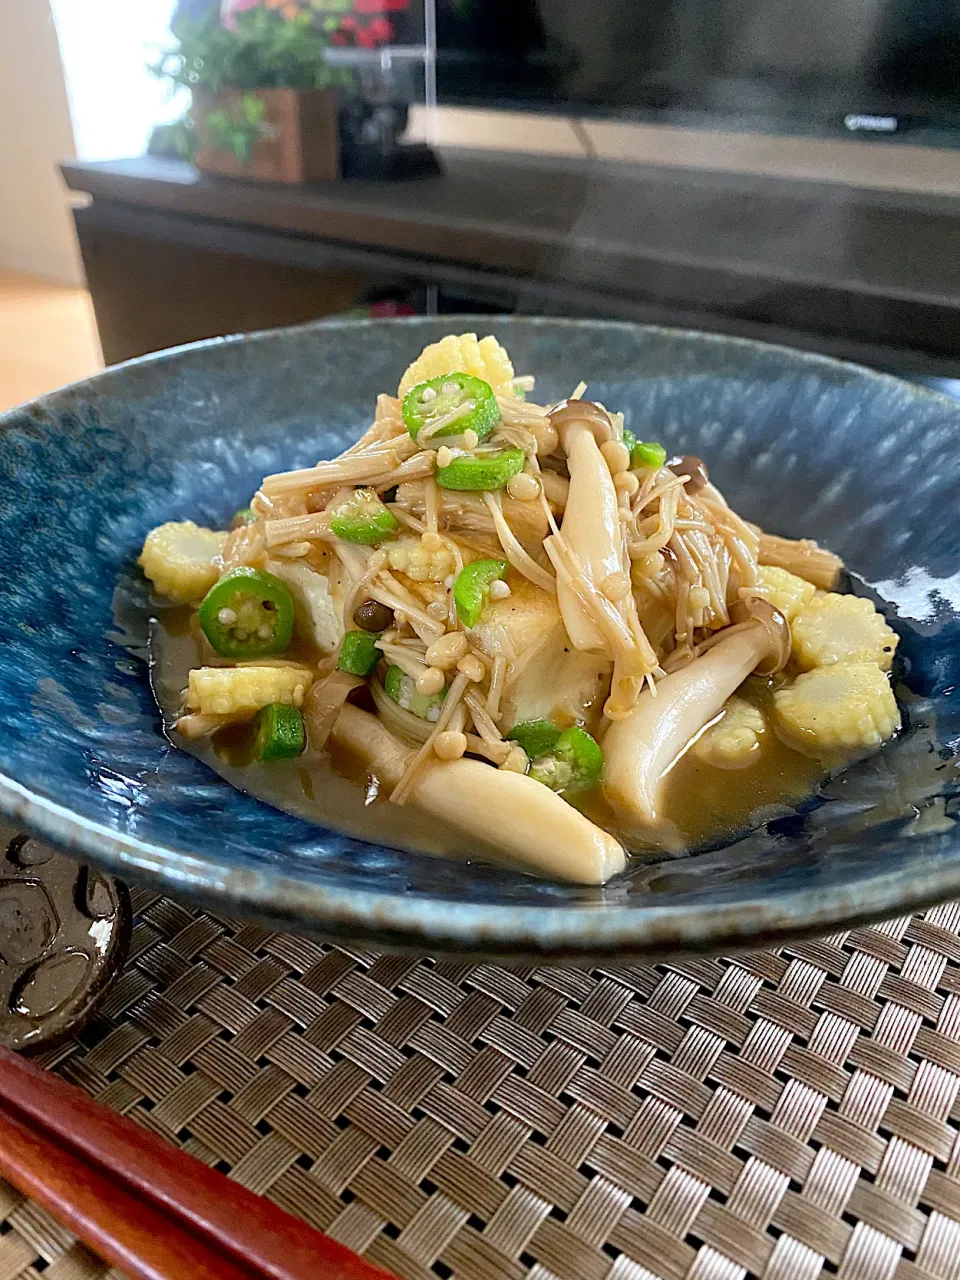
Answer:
[7, 890, 960, 1279]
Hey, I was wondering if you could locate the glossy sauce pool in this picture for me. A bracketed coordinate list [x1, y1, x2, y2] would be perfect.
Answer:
[151, 612, 832, 868]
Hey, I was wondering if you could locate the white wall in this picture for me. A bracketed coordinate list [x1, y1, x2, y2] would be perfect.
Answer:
[0, 0, 82, 283]
[51, 0, 181, 163]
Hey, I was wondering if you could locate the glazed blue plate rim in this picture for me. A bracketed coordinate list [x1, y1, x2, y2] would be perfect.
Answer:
[6, 762, 960, 956]
[3, 314, 959, 957]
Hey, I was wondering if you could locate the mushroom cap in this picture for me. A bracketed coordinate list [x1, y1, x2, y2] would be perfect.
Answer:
[549, 400, 616, 446]
[667, 454, 709, 493]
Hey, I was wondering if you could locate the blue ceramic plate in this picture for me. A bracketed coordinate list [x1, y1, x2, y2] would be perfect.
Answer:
[2, 317, 959, 959]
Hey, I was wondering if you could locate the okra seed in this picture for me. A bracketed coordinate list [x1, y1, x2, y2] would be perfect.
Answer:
[436, 446, 454, 469]
[441, 381, 458, 396]
[463, 429, 479, 450]
[489, 580, 511, 601]
[257, 624, 273, 640]
[421, 386, 437, 402]
[217, 608, 238, 626]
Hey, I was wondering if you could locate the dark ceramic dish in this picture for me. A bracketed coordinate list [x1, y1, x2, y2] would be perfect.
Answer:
[2, 318, 958, 960]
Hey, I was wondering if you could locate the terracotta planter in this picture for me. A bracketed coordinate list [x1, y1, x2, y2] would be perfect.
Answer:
[194, 87, 339, 185]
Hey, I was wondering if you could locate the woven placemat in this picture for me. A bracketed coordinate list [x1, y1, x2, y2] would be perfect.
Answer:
[6, 888, 960, 1280]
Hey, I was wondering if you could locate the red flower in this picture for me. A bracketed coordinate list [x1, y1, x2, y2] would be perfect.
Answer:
[340, 14, 355, 26]
[369, 300, 416, 318]
[355, 26, 377, 46]
[353, 0, 384, 11]
[366, 16, 393, 41]
[330, 30, 348, 44]
[220, 0, 259, 30]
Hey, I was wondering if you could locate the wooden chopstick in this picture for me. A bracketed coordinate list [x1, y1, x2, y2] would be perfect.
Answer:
[0, 1047, 395, 1280]
[0, 1107, 257, 1280]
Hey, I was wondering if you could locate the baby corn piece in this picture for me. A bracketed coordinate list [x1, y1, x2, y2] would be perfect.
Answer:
[187, 665, 313, 718]
[791, 592, 898, 671]
[693, 696, 766, 768]
[755, 565, 816, 622]
[140, 521, 226, 603]
[774, 663, 900, 756]
[386, 537, 457, 582]
[398, 333, 516, 399]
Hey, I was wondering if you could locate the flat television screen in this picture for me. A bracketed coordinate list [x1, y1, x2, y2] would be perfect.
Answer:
[434, 0, 960, 142]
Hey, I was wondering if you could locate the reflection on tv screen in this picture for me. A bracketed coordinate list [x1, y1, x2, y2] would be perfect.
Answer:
[435, 0, 960, 136]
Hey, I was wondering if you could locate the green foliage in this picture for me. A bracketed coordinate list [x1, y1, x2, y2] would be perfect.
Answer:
[207, 93, 271, 164]
[152, 8, 354, 95]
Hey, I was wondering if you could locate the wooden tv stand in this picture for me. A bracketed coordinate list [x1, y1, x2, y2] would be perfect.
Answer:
[62, 151, 960, 375]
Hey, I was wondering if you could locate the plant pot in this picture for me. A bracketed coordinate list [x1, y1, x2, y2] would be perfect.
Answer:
[193, 87, 339, 185]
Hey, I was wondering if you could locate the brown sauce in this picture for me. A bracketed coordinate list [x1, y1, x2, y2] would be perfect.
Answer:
[150, 615, 517, 864]
[150, 611, 837, 867]
[579, 678, 828, 853]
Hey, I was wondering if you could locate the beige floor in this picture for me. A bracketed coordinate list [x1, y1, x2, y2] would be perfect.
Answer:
[0, 267, 102, 413]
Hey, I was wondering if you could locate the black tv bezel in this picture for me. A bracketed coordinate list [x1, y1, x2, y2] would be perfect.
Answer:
[432, 8, 960, 152]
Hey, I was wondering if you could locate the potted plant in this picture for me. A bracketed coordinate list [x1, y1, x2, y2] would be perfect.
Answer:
[154, 1, 409, 184]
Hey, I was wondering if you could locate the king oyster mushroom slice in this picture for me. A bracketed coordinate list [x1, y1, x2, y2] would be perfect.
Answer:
[602, 599, 790, 832]
[331, 705, 625, 885]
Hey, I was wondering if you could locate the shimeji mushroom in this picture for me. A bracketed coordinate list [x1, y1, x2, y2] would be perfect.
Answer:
[602, 599, 790, 832]
[549, 400, 625, 653]
[331, 705, 625, 885]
